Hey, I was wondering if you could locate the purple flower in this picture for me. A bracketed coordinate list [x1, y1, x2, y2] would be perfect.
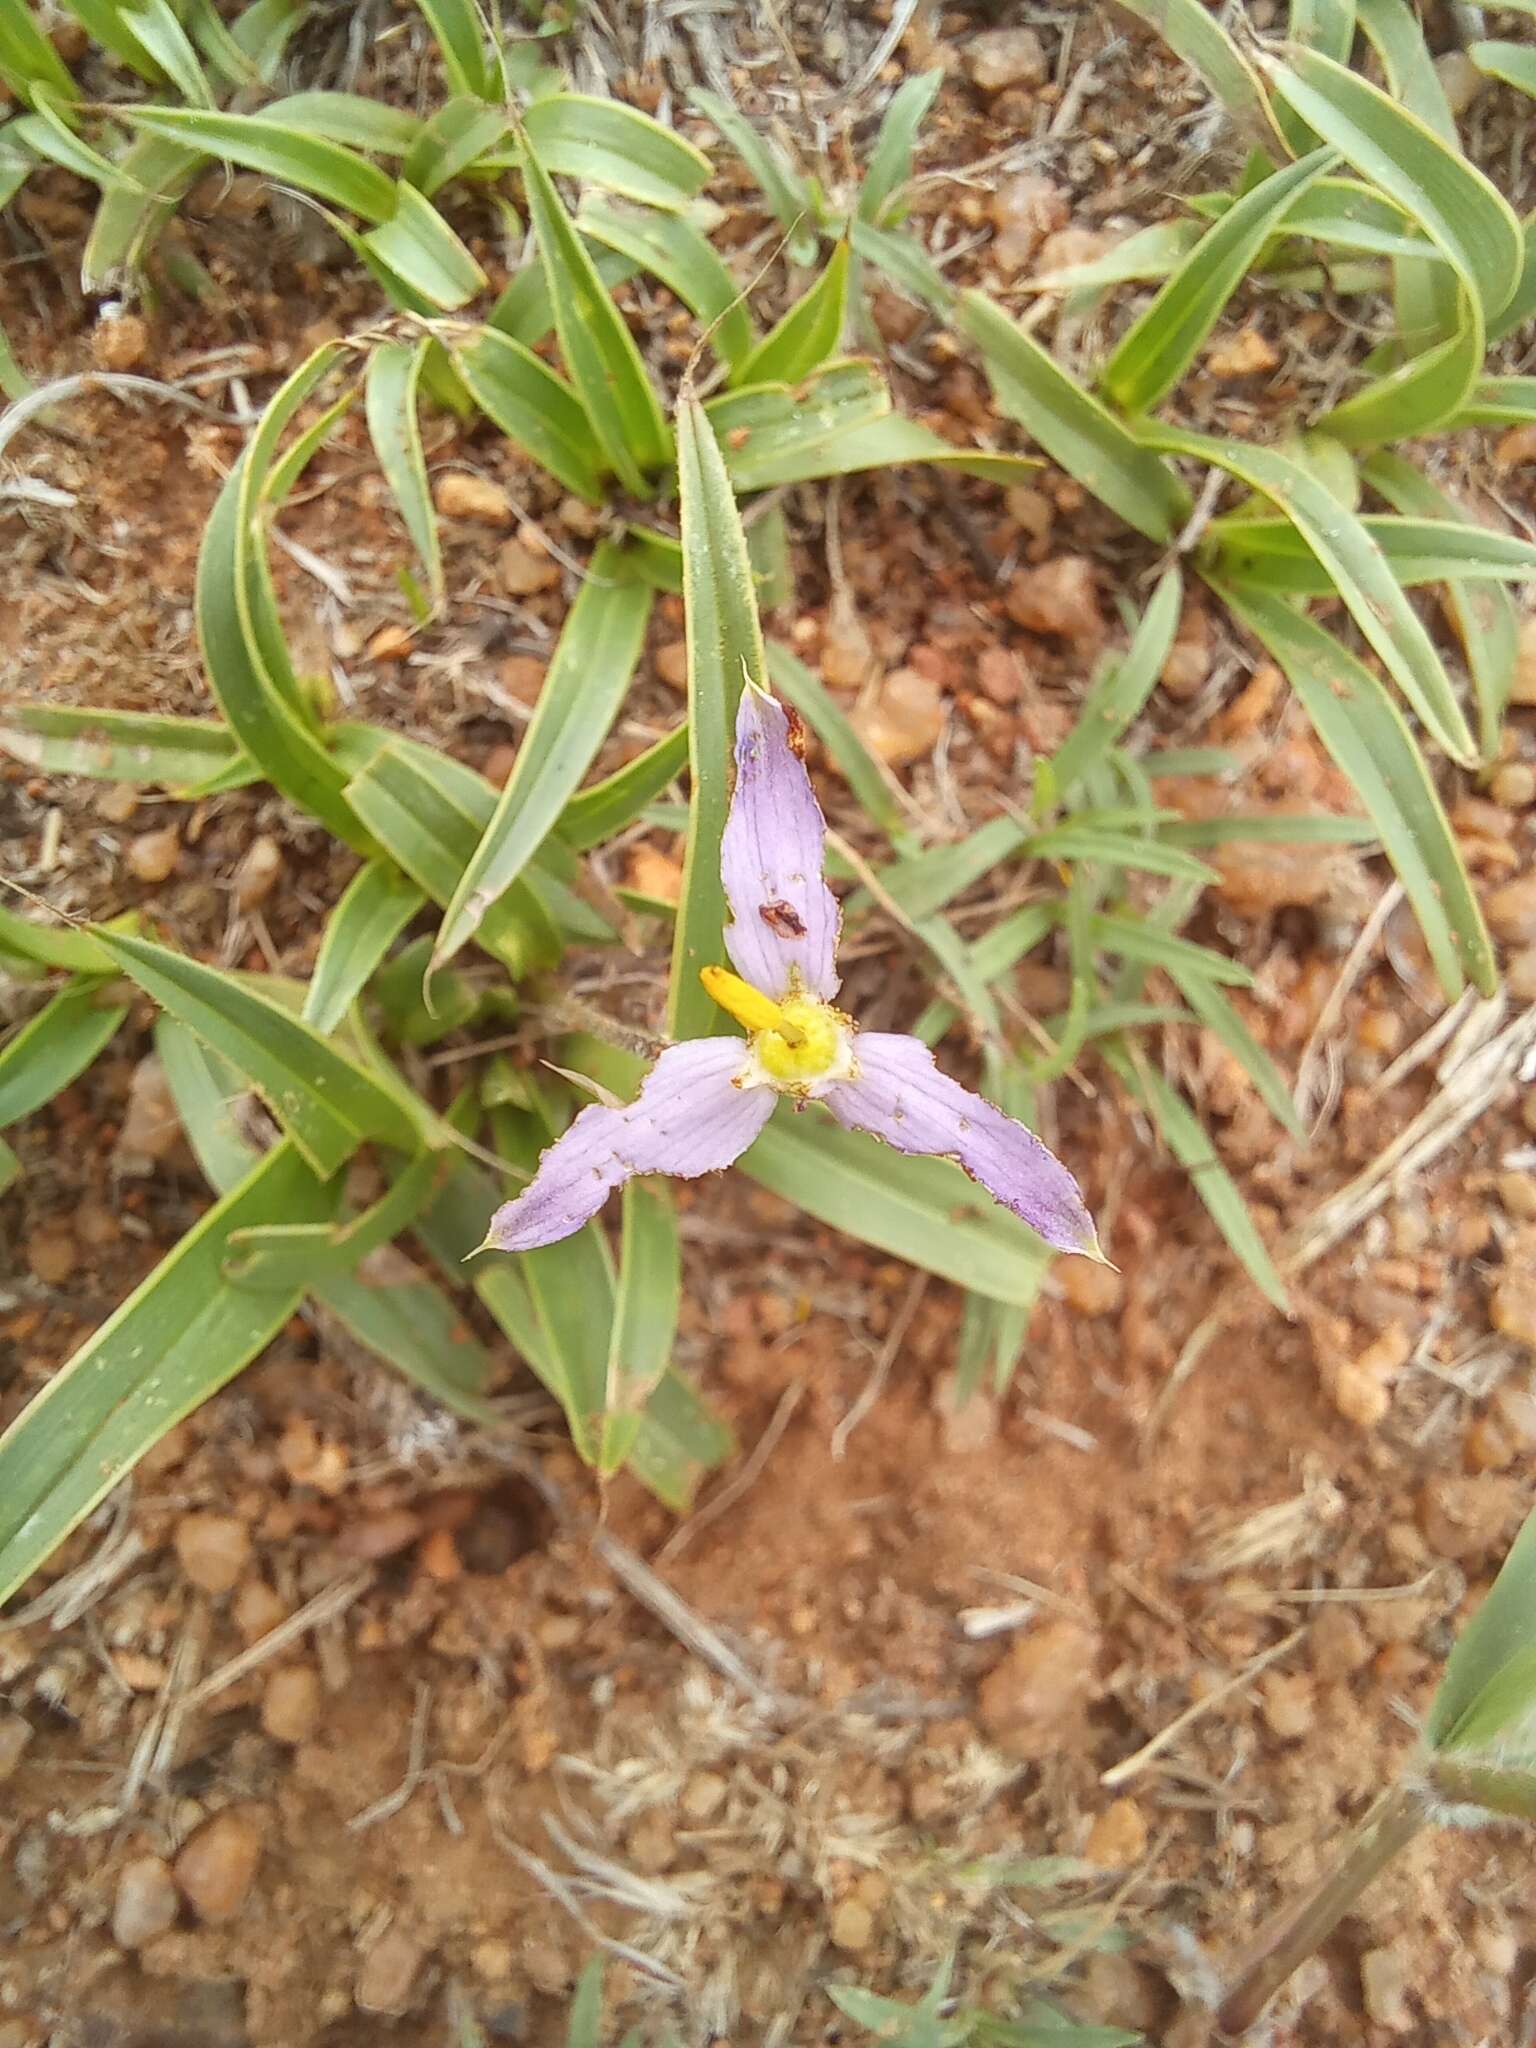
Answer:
[485, 689, 1099, 1259]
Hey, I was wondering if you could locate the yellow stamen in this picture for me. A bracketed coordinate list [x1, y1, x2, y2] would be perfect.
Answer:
[700, 963, 804, 1044]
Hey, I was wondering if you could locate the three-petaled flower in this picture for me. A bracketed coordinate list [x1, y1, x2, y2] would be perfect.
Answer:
[486, 686, 1098, 1260]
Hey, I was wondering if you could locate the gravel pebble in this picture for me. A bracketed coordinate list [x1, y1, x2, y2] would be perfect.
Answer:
[356, 1924, 427, 2014]
[262, 1665, 322, 1745]
[851, 666, 944, 766]
[434, 472, 514, 526]
[112, 1854, 180, 1947]
[1084, 1797, 1148, 1869]
[126, 825, 181, 884]
[24, 1225, 78, 1286]
[114, 1053, 183, 1169]
[174, 1809, 263, 1922]
[1005, 556, 1104, 650]
[0, 1713, 33, 1780]
[964, 26, 1047, 91]
[498, 537, 560, 596]
[173, 1512, 251, 1595]
[978, 1619, 1100, 1760]
[829, 1897, 875, 1952]
[233, 834, 284, 911]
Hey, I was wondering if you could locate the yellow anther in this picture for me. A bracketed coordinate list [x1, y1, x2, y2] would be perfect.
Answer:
[700, 964, 804, 1044]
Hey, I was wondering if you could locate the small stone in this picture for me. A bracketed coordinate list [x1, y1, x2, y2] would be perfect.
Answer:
[1005, 556, 1104, 651]
[367, 624, 414, 662]
[434, 472, 514, 527]
[1418, 1473, 1523, 1563]
[92, 313, 150, 371]
[1259, 1670, 1315, 1741]
[829, 1897, 875, 1952]
[1486, 874, 1536, 944]
[473, 1939, 514, 1983]
[988, 173, 1068, 277]
[499, 654, 547, 707]
[114, 1651, 167, 1691]
[965, 25, 1048, 91]
[1036, 226, 1117, 276]
[852, 666, 945, 766]
[681, 1770, 728, 1822]
[1495, 425, 1536, 472]
[356, 1925, 426, 2015]
[1328, 1323, 1410, 1430]
[624, 1809, 676, 1874]
[1360, 1947, 1411, 2031]
[1084, 1797, 1148, 1869]
[262, 1666, 321, 1745]
[1309, 1603, 1370, 1683]
[115, 1053, 182, 1169]
[976, 646, 1026, 705]
[0, 1712, 33, 1780]
[1498, 1172, 1536, 1220]
[625, 844, 684, 904]
[1490, 762, 1536, 809]
[233, 834, 283, 911]
[1060, 1258, 1122, 1317]
[656, 639, 689, 691]
[112, 1855, 180, 1948]
[1206, 326, 1279, 377]
[337, 1509, 425, 1561]
[1434, 49, 1484, 116]
[498, 537, 560, 596]
[174, 1810, 263, 1922]
[1491, 1271, 1536, 1349]
[232, 1578, 289, 1641]
[25, 1225, 77, 1286]
[97, 782, 138, 824]
[484, 743, 518, 787]
[1216, 839, 1342, 915]
[978, 1619, 1100, 1761]
[1513, 947, 1536, 1003]
[173, 1512, 251, 1595]
[1512, 616, 1536, 705]
[127, 824, 180, 884]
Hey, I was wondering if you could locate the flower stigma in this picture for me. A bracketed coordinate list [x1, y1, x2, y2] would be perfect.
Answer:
[700, 964, 856, 1094]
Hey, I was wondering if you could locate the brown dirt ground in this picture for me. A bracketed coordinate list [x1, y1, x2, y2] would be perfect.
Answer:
[5, 5, 1536, 2045]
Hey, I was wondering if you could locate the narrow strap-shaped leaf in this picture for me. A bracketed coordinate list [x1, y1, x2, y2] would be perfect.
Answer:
[520, 92, 711, 212]
[518, 126, 672, 490]
[1355, 0, 1457, 140]
[1050, 567, 1182, 798]
[557, 723, 689, 850]
[1111, 0, 1278, 147]
[1092, 911, 1255, 987]
[1167, 969, 1306, 1141]
[229, 0, 309, 80]
[0, 1134, 16, 1196]
[0, 0, 76, 104]
[1146, 420, 1477, 765]
[411, 0, 494, 98]
[668, 395, 768, 1039]
[124, 107, 397, 220]
[578, 196, 755, 372]
[485, 241, 636, 345]
[0, 905, 121, 976]
[400, 93, 506, 197]
[703, 356, 892, 489]
[225, 1146, 445, 1286]
[365, 337, 442, 602]
[1219, 581, 1494, 998]
[97, 929, 423, 1176]
[302, 858, 425, 1035]
[1361, 452, 1518, 764]
[121, 0, 215, 106]
[1206, 511, 1536, 589]
[1321, 282, 1482, 445]
[0, 703, 246, 789]
[736, 240, 851, 388]
[262, 91, 422, 153]
[958, 289, 1189, 542]
[452, 323, 607, 504]
[689, 87, 819, 263]
[599, 1179, 682, 1475]
[11, 99, 130, 188]
[82, 130, 202, 291]
[1428, 1505, 1536, 1752]
[315, 1259, 500, 1422]
[434, 539, 651, 967]
[858, 68, 943, 225]
[0, 983, 128, 1126]
[362, 179, 485, 309]
[1102, 151, 1334, 414]
[0, 1140, 337, 1608]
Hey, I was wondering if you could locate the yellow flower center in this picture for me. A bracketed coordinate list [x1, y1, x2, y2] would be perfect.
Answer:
[700, 965, 852, 1089]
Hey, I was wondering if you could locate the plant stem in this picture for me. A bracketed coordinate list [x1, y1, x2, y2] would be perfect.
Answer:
[1216, 1780, 1430, 2037]
[1428, 1756, 1536, 1820]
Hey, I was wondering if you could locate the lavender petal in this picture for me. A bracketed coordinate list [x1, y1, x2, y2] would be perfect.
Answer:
[485, 1039, 773, 1253]
[824, 1034, 1098, 1256]
[719, 688, 841, 1000]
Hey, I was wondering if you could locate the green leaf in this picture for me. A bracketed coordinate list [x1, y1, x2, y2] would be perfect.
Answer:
[97, 930, 422, 1177]
[557, 722, 689, 850]
[690, 87, 819, 264]
[0, 0, 77, 105]
[262, 91, 422, 154]
[11, 98, 131, 187]
[316, 1255, 499, 1422]
[0, 1134, 17, 1196]
[767, 640, 903, 835]
[1354, 0, 1456, 139]
[599, 1179, 682, 1474]
[958, 289, 1189, 543]
[1146, 421, 1477, 766]
[1219, 581, 1495, 999]
[435, 539, 652, 966]
[1050, 569, 1182, 799]
[521, 93, 711, 212]
[401, 93, 506, 197]
[121, 0, 214, 105]
[337, 735, 561, 979]
[1428, 1505, 1536, 1753]
[1101, 151, 1334, 414]
[1112, 0, 1278, 145]
[57, 0, 164, 77]
[1471, 36, 1536, 97]
[1321, 285, 1482, 445]
[362, 179, 486, 309]
[0, 905, 123, 976]
[1264, 47, 1521, 323]
[302, 859, 425, 1036]
[452, 324, 606, 503]
[226, 1144, 444, 1286]
[0, 1140, 336, 1609]
[1169, 970, 1305, 1141]
[1450, 375, 1536, 427]
[519, 127, 672, 491]
[578, 196, 755, 372]
[851, 217, 956, 313]
[1032, 218, 1202, 293]
[564, 1960, 605, 2048]
[1362, 452, 1518, 764]
[124, 106, 397, 219]
[82, 130, 202, 290]
[859, 68, 943, 224]
[486, 241, 637, 346]
[0, 704, 250, 789]
[737, 240, 850, 387]
[412, 0, 494, 99]
[704, 355, 889, 490]
[1207, 511, 1536, 591]
[1161, 812, 1374, 847]
[0, 983, 128, 1127]
[1091, 912, 1254, 987]
[668, 396, 768, 1040]
[1026, 825, 1213, 882]
[366, 338, 442, 603]
[1106, 1043, 1289, 1311]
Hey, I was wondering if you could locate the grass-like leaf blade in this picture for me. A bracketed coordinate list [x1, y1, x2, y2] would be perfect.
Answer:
[302, 859, 425, 1035]
[0, 984, 128, 1126]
